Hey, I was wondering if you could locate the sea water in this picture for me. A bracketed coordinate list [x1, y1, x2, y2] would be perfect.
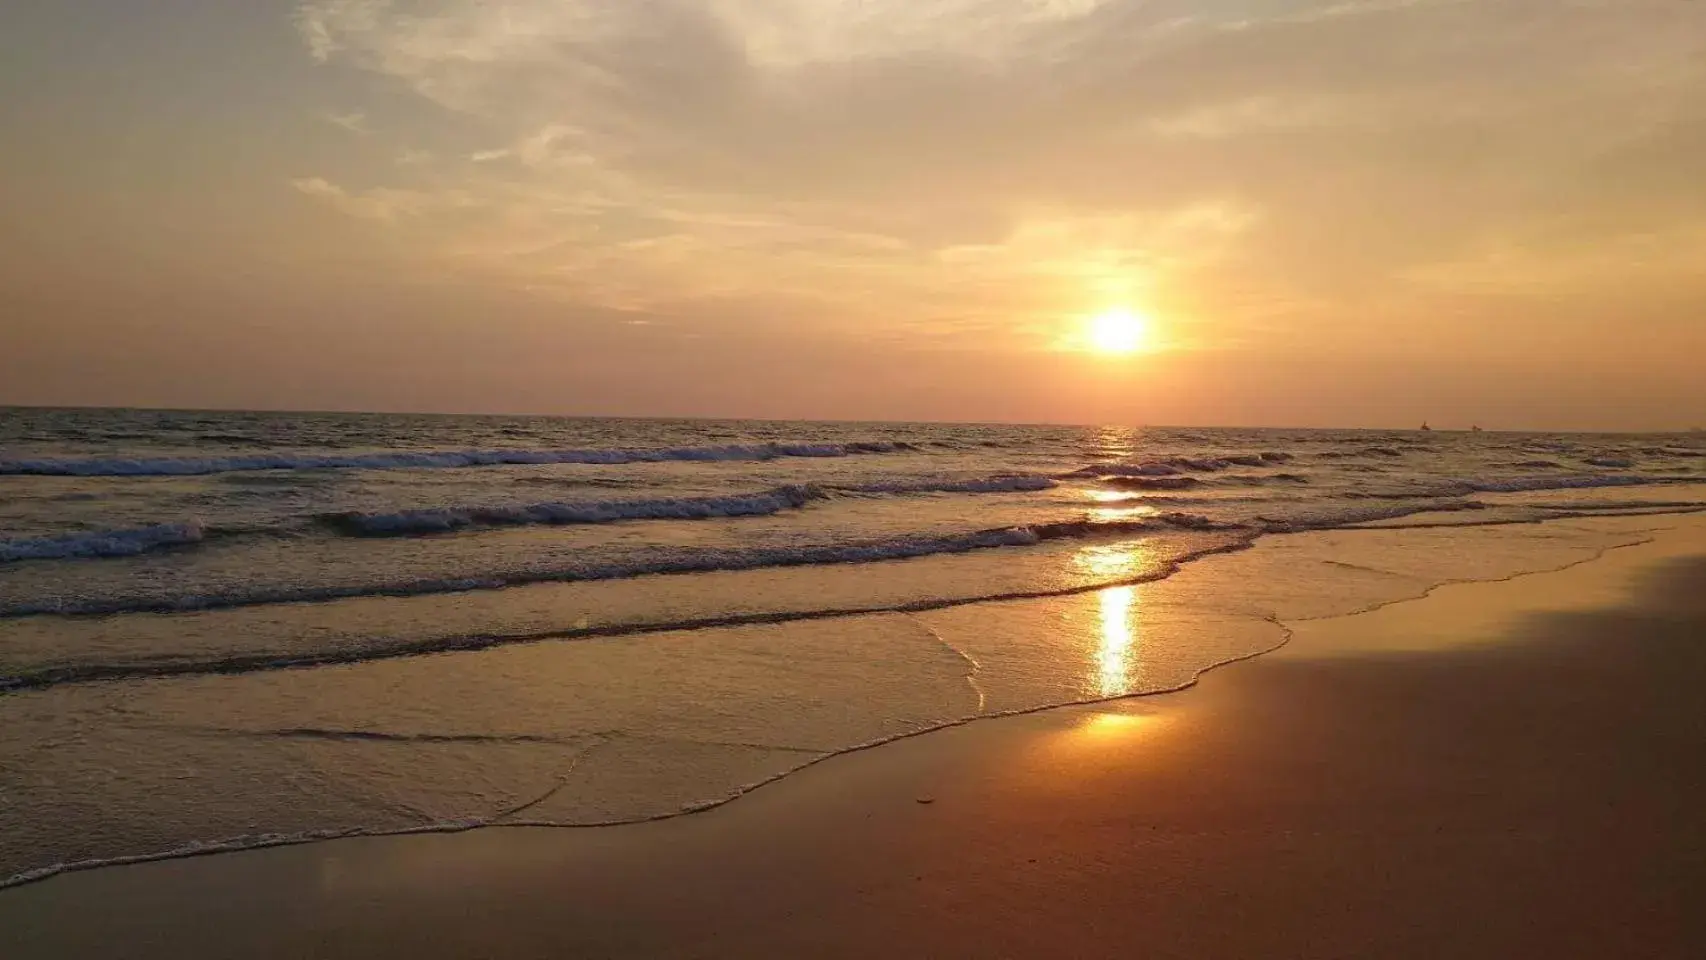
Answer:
[2, 408, 1703, 886]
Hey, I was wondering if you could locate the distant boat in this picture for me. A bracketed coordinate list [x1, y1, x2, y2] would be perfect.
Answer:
[1420, 422, 1432, 432]
[1471, 425, 1484, 433]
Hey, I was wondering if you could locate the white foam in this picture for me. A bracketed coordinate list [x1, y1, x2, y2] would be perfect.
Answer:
[1082, 463, 1183, 477]
[331, 476, 1057, 535]
[334, 486, 825, 535]
[0, 521, 206, 562]
[832, 475, 1056, 495]
[1069, 452, 1295, 479]
[1460, 474, 1656, 493]
[0, 441, 912, 477]
[0, 516, 1225, 618]
[1256, 500, 1485, 531]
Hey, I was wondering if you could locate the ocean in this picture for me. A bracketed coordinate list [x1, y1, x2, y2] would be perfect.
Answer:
[3, 407, 1704, 887]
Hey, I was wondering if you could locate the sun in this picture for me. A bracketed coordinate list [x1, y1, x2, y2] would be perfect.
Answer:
[1085, 307, 1153, 355]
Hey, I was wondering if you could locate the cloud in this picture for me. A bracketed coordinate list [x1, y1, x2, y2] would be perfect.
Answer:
[295, 0, 385, 62]
[323, 111, 369, 134]
[289, 0, 1706, 343]
[289, 176, 457, 221]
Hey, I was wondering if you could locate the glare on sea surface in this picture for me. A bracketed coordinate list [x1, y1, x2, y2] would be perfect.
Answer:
[1097, 586, 1139, 698]
[1083, 488, 1163, 523]
[1068, 542, 1154, 697]
[1072, 540, 1156, 579]
[1092, 424, 1141, 461]
[1085, 307, 1154, 355]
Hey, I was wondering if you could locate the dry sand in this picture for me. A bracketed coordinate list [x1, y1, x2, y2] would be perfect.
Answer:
[4, 522, 1705, 958]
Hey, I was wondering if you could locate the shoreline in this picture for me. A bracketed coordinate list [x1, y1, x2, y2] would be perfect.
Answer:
[0, 513, 1682, 892]
[4, 515, 1705, 956]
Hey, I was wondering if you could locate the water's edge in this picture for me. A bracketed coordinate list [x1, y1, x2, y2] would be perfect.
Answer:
[1, 514, 1679, 893]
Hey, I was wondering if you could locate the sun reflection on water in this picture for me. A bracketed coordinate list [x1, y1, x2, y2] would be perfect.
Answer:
[1080, 488, 1162, 523]
[1069, 542, 1154, 697]
[1092, 425, 1140, 462]
[1098, 586, 1138, 697]
[1072, 539, 1155, 579]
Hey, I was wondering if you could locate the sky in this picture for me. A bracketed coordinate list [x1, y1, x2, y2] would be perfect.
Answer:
[2, 0, 1703, 430]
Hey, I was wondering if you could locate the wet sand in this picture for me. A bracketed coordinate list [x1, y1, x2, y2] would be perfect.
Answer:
[5, 522, 1705, 958]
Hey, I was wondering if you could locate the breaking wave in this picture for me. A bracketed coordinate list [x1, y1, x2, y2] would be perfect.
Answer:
[327, 475, 1057, 536]
[0, 440, 916, 478]
[831, 475, 1057, 495]
[0, 526, 1254, 694]
[1098, 476, 1204, 491]
[0, 522, 206, 563]
[328, 486, 826, 536]
[0, 514, 1229, 619]
[1455, 474, 1665, 494]
[1065, 452, 1294, 480]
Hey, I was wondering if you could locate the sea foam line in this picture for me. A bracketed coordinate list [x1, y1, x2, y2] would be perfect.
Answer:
[1064, 451, 1294, 479]
[0, 525, 1676, 892]
[0, 527, 1255, 692]
[0, 522, 206, 563]
[329, 486, 825, 536]
[0, 514, 1233, 621]
[327, 475, 1057, 536]
[0, 440, 915, 477]
[0, 475, 1061, 560]
[7, 495, 1699, 693]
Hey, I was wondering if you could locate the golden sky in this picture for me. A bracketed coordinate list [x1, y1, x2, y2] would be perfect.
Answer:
[2, 0, 1704, 428]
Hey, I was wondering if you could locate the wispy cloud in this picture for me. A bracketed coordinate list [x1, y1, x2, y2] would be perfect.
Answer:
[289, 176, 462, 221]
[288, 0, 1706, 343]
[323, 111, 369, 135]
[295, 0, 385, 63]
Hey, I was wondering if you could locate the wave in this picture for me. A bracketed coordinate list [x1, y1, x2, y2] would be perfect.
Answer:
[1098, 476, 1203, 491]
[0, 522, 205, 563]
[1530, 498, 1706, 512]
[1339, 504, 1706, 530]
[830, 475, 1057, 495]
[1254, 500, 1486, 531]
[1, 538, 1291, 895]
[1455, 474, 1665, 494]
[1253, 474, 1696, 529]
[11, 488, 1697, 696]
[327, 475, 1057, 537]
[0, 514, 1230, 620]
[1346, 474, 1687, 500]
[1065, 451, 1293, 480]
[1080, 463, 1187, 478]
[327, 486, 825, 536]
[1093, 470, 1309, 492]
[7, 489, 1704, 696]
[0, 440, 916, 478]
[0, 526, 1253, 695]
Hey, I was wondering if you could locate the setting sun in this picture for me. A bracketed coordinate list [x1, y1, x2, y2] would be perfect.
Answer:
[1086, 308, 1154, 355]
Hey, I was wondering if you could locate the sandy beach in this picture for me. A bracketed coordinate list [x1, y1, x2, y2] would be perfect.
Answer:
[2, 516, 1701, 958]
